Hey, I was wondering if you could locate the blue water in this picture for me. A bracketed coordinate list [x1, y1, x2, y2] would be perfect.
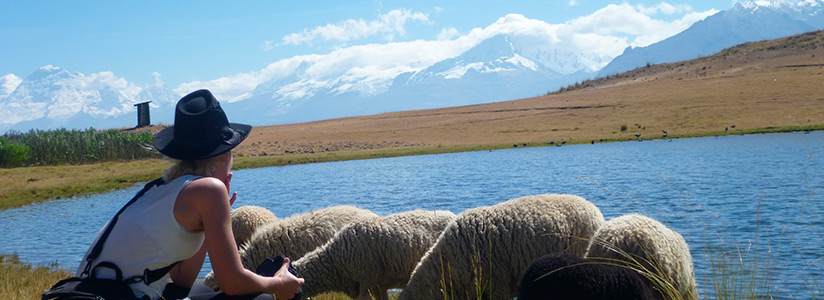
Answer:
[1, 131, 822, 299]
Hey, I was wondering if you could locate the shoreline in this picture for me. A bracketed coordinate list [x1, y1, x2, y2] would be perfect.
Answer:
[1, 125, 821, 212]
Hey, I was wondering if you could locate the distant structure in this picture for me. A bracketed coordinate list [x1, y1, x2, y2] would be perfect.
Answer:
[134, 101, 151, 128]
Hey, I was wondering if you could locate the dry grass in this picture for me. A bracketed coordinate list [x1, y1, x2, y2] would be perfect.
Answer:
[0, 254, 71, 300]
[0, 159, 167, 211]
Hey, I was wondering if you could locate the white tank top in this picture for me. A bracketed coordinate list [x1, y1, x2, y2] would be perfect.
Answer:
[75, 175, 206, 299]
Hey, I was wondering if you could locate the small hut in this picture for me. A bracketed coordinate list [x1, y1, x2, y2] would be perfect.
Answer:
[134, 101, 151, 128]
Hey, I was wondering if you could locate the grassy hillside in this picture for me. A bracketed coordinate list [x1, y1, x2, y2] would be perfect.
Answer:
[233, 30, 824, 157]
[2, 30, 824, 211]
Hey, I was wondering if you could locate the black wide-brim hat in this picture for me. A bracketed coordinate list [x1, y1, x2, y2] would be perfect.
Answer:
[153, 89, 251, 160]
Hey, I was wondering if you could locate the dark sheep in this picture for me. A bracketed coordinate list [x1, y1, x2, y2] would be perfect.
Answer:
[518, 253, 655, 300]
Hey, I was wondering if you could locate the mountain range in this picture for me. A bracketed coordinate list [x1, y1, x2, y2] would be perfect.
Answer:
[0, 66, 177, 131]
[224, 34, 601, 125]
[2, 0, 823, 132]
[598, 0, 824, 76]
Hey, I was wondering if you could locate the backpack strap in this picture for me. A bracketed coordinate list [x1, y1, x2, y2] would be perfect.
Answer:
[91, 261, 124, 281]
[125, 261, 181, 285]
[80, 177, 166, 278]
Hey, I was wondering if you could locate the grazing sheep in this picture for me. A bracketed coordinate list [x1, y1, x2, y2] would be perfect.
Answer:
[585, 214, 698, 300]
[231, 205, 277, 247]
[399, 194, 605, 300]
[517, 253, 655, 300]
[205, 205, 378, 290]
[294, 209, 457, 300]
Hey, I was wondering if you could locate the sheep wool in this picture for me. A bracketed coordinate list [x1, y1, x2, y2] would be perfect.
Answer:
[231, 205, 277, 248]
[399, 194, 605, 300]
[205, 205, 378, 290]
[517, 253, 655, 300]
[585, 214, 698, 300]
[294, 209, 457, 300]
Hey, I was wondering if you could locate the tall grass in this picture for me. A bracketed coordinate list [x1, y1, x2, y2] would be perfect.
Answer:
[1, 128, 158, 167]
[435, 231, 494, 300]
[0, 255, 368, 300]
[0, 254, 71, 300]
[706, 246, 775, 300]
[600, 181, 820, 299]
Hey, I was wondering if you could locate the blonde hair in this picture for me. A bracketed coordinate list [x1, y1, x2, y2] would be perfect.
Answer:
[163, 156, 219, 182]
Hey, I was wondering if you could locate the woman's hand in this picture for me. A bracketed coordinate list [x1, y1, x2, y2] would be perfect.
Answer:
[223, 172, 237, 206]
[271, 257, 304, 300]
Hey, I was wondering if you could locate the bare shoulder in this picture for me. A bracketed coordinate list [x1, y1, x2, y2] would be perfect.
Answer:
[184, 177, 227, 195]
[178, 177, 230, 211]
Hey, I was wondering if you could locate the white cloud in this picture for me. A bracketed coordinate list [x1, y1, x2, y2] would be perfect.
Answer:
[261, 40, 274, 52]
[69, 71, 127, 90]
[1, 74, 22, 98]
[681, 9, 719, 25]
[636, 2, 692, 15]
[568, 0, 578, 7]
[565, 3, 717, 48]
[181, 4, 719, 101]
[151, 72, 166, 87]
[40, 65, 60, 72]
[278, 9, 431, 46]
[50, 71, 142, 101]
[437, 27, 460, 40]
[175, 55, 324, 102]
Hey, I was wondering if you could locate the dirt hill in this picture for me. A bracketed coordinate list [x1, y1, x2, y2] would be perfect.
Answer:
[136, 31, 824, 157]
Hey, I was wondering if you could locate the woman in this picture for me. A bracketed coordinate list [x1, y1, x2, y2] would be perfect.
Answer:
[74, 89, 303, 300]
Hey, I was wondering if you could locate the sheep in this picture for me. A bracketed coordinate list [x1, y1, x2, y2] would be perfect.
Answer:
[517, 253, 655, 300]
[293, 209, 457, 300]
[585, 214, 698, 300]
[204, 205, 378, 290]
[231, 205, 277, 248]
[399, 194, 605, 300]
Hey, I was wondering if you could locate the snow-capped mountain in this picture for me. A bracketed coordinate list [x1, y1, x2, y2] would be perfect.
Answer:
[0, 66, 178, 132]
[380, 34, 591, 109]
[224, 33, 597, 125]
[598, 0, 824, 76]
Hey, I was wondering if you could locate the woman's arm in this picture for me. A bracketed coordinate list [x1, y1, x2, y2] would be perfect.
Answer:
[168, 241, 208, 288]
[169, 181, 235, 287]
[180, 177, 303, 297]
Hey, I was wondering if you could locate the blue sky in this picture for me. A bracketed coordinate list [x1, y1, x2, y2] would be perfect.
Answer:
[1, 1, 745, 100]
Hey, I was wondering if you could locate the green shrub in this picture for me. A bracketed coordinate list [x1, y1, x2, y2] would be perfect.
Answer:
[0, 137, 29, 168]
[2, 128, 159, 167]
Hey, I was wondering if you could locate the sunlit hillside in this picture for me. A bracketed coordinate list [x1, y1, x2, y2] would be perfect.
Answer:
[207, 30, 824, 157]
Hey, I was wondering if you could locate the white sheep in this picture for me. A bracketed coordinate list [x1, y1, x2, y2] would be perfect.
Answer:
[399, 194, 605, 300]
[231, 205, 277, 248]
[585, 214, 698, 300]
[293, 209, 457, 300]
[204, 205, 378, 290]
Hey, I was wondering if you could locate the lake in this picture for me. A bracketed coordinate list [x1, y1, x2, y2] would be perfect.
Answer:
[1, 131, 822, 299]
